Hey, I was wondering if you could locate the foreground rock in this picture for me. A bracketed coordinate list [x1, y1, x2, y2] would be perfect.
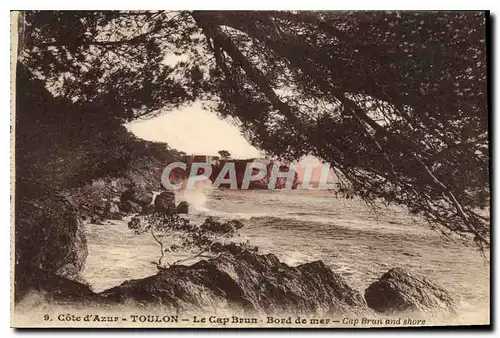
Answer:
[17, 268, 97, 304]
[364, 267, 457, 314]
[100, 246, 367, 315]
[15, 192, 88, 300]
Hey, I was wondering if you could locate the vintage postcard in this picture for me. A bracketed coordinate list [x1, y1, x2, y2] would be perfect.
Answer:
[11, 10, 490, 328]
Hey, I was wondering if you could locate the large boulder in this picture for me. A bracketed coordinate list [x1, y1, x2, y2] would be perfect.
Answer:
[87, 199, 122, 223]
[201, 217, 244, 234]
[176, 201, 189, 214]
[154, 192, 176, 213]
[120, 200, 142, 213]
[100, 246, 367, 315]
[16, 268, 98, 304]
[15, 193, 88, 297]
[364, 267, 457, 314]
[120, 187, 153, 208]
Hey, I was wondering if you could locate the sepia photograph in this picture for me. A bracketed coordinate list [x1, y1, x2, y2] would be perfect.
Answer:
[10, 9, 490, 328]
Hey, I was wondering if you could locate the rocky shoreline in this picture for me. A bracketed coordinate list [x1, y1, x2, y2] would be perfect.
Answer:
[14, 184, 458, 318]
[21, 243, 457, 317]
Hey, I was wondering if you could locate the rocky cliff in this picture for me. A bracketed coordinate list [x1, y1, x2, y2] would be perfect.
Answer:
[14, 183, 88, 301]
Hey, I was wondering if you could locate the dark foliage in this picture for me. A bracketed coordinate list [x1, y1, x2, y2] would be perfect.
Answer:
[134, 213, 245, 268]
[17, 10, 489, 247]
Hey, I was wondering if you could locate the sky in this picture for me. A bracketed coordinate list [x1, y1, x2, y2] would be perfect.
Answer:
[126, 101, 262, 159]
[126, 103, 335, 184]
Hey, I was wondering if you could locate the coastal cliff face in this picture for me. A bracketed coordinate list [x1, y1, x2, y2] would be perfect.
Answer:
[14, 187, 88, 301]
